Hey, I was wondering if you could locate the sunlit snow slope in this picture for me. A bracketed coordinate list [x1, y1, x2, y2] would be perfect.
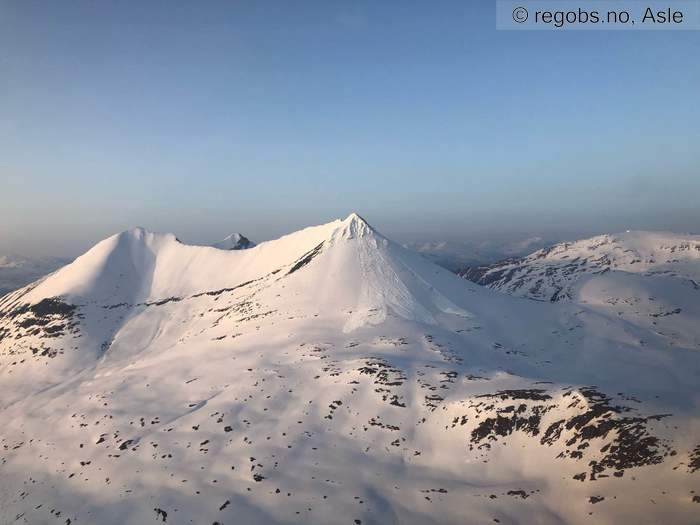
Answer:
[459, 231, 700, 352]
[460, 231, 700, 301]
[1, 216, 698, 525]
[0, 254, 67, 296]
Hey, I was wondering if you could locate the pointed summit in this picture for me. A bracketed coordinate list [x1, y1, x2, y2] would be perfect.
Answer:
[344, 212, 366, 223]
[331, 212, 376, 242]
[212, 233, 255, 250]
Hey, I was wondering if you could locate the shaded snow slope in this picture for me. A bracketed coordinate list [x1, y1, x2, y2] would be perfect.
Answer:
[0, 217, 698, 525]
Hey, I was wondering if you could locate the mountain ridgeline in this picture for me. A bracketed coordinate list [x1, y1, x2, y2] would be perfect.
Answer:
[0, 216, 698, 524]
[458, 231, 700, 302]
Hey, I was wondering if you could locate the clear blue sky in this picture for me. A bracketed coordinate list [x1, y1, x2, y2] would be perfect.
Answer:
[1, 0, 698, 256]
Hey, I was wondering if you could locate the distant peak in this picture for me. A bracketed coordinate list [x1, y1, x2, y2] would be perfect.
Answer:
[212, 233, 255, 250]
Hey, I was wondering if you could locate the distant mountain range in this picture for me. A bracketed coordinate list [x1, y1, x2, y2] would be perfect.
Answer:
[0, 218, 698, 524]
[458, 231, 700, 300]
[403, 236, 550, 271]
[458, 230, 700, 353]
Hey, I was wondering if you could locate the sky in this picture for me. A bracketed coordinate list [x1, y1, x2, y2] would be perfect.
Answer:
[1, 0, 699, 257]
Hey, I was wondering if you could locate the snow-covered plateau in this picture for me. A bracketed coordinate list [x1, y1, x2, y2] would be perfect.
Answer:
[1, 215, 698, 524]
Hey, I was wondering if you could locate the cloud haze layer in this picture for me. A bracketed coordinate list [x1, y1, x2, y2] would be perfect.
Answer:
[1, 1, 698, 256]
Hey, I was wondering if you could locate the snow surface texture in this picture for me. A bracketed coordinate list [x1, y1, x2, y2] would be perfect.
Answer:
[0, 216, 698, 524]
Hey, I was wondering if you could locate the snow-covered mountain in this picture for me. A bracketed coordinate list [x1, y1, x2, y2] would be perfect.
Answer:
[0, 254, 68, 296]
[459, 231, 700, 301]
[212, 233, 255, 250]
[459, 230, 700, 354]
[1, 217, 698, 524]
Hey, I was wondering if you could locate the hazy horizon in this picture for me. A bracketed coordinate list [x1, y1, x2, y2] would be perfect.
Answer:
[1, 1, 699, 258]
[4, 207, 700, 259]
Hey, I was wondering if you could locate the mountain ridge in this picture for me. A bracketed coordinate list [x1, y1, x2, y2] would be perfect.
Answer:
[0, 217, 698, 524]
[459, 230, 700, 302]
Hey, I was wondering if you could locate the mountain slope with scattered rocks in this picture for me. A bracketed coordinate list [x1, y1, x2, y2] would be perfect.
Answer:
[1, 218, 698, 525]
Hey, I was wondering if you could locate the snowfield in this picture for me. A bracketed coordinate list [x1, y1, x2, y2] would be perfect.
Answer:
[0, 215, 698, 524]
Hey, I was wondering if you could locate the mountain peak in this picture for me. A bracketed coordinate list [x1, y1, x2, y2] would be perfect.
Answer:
[118, 226, 180, 245]
[212, 233, 255, 250]
[1, 220, 698, 525]
[344, 211, 366, 223]
[332, 212, 376, 242]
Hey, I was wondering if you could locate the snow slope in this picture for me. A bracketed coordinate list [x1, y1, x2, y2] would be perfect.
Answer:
[0, 254, 67, 296]
[0, 217, 698, 524]
[459, 231, 700, 352]
[459, 231, 700, 301]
